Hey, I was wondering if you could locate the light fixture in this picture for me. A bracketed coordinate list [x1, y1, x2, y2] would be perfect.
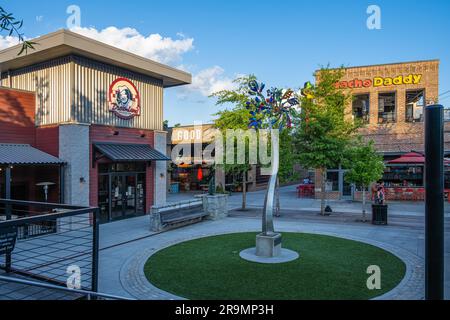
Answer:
[113, 131, 119, 136]
[80, 177, 86, 183]
[140, 133, 146, 138]
[36, 182, 56, 202]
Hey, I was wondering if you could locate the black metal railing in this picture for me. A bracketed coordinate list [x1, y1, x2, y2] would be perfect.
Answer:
[0, 275, 132, 300]
[0, 199, 100, 300]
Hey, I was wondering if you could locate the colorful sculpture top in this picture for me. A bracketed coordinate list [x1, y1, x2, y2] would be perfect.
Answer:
[245, 80, 299, 131]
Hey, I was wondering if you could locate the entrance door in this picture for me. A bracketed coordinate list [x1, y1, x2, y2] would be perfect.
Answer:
[110, 174, 138, 220]
[342, 172, 353, 200]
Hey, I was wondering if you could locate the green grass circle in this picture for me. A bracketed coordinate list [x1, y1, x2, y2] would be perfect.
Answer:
[144, 232, 406, 300]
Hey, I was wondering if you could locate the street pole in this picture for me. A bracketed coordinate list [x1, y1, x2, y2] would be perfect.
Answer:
[424, 104, 444, 300]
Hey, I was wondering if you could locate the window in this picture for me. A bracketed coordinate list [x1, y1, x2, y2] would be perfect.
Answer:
[326, 171, 339, 191]
[352, 94, 370, 123]
[405, 90, 424, 122]
[444, 107, 450, 122]
[378, 92, 396, 123]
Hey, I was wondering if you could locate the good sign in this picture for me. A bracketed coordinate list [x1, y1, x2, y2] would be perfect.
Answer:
[335, 74, 422, 89]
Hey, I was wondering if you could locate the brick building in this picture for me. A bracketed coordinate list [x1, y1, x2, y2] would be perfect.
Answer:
[314, 59, 448, 201]
[0, 30, 191, 222]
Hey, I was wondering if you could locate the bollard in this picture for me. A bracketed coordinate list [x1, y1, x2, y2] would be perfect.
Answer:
[424, 104, 444, 300]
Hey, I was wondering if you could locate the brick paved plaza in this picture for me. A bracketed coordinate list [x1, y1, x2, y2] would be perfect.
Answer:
[97, 186, 450, 300]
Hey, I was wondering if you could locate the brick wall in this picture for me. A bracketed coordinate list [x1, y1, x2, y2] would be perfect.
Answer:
[89, 125, 155, 212]
[332, 60, 440, 153]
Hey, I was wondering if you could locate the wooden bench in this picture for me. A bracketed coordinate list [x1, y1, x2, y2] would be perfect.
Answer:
[150, 199, 209, 232]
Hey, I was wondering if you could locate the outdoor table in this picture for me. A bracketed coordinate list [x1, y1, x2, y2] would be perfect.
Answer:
[297, 184, 315, 198]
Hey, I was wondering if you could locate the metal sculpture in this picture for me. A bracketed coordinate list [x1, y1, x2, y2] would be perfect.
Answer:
[245, 80, 299, 236]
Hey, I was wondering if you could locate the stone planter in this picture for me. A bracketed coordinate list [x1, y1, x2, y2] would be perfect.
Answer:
[202, 194, 229, 220]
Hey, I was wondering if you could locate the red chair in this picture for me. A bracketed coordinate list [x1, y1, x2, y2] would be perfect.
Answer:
[404, 188, 414, 201]
[416, 188, 425, 201]
[394, 188, 403, 201]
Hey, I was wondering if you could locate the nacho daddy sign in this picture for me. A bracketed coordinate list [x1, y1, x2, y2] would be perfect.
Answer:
[335, 74, 422, 89]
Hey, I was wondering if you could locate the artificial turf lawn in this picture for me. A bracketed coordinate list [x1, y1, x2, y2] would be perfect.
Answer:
[144, 232, 406, 300]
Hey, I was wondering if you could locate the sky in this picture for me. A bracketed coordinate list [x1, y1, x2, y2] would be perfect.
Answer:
[1, 0, 450, 126]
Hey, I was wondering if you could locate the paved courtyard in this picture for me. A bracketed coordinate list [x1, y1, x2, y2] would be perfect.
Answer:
[98, 186, 450, 300]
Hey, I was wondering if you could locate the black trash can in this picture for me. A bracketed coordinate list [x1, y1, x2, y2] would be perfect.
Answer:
[372, 204, 388, 225]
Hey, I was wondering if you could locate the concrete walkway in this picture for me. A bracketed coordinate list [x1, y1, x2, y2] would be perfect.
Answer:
[98, 212, 450, 300]
[168, 185, 450, 217]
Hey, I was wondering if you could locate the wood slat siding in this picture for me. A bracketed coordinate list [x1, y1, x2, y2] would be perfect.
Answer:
[73, 56, 163, 131]
[35, 126, 59, 157]
[1, 55, 164, 131]
[1, 56, 73, 126]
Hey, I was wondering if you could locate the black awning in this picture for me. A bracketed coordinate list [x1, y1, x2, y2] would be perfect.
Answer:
[94, 143, 170, 162]
[0, 144, 65, 165]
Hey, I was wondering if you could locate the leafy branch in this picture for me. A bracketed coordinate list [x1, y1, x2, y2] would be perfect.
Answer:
[0, 6, 36, 55]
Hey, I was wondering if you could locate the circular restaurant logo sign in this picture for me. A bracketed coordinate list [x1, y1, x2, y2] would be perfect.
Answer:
[108, 78, 141, 119]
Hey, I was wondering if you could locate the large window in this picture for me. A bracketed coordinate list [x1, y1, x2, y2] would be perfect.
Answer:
[405, 90, 424, 123]
[378, 92, 396, 123]
[352, 94, 370, 123]
[326, 171, 339, 191]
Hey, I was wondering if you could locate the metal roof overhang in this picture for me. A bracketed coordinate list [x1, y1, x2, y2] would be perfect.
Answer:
[0, 144, 65, 165]
[93, 142, 170, 162]
[0, 29, 192, 88]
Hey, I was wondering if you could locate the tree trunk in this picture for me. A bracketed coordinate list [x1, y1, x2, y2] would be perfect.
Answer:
[242, 171, 247, 210]
[320, 169, 327, 216]
[362, 186, 366, 222]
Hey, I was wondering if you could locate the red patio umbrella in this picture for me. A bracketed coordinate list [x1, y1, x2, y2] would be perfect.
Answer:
[388, 152, 450, 165]
[388, 152, 425, 164]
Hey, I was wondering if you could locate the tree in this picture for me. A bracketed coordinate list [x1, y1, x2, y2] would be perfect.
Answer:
[295, 67, 359, 215]
[0, 6, 35, 55]
[213, 102, 253, 210]
[344, 139, 385, 221]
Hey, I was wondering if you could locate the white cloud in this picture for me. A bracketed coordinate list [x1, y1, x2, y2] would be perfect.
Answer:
[187, 66, 236, 97]
[0, 27, 237, 99]
[0, 35, 21, 50]
[70, 26, 194, 65]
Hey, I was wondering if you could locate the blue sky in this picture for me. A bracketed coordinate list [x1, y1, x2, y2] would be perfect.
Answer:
[2, 0, 450, 125]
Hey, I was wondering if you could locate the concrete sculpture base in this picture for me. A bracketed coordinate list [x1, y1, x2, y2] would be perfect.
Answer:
[240, 247, 299, 264]
[256, 232, 282, 257]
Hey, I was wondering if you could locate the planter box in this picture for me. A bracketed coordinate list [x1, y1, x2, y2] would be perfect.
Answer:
[202, 194, 229, 220]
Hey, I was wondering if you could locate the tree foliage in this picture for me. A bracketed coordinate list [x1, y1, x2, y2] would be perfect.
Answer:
[344, 138, 385, 188]
[0, 6, 35, 55]
[295, 67, 359, 170]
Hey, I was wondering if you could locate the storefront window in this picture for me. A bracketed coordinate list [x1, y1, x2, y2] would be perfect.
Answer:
[444, 107, 450, 122]
[405, 90, 424, 123]
[0, 166, 4, 198]
[378, 92, 396, 123]
[383, 165, 424, 187]
[352, 94, 370, 123]
[99, 163, 146, 173]
[326, 171, 339, 191]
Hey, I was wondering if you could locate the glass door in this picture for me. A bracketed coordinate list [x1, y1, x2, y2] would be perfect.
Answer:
[123, 175, 137, 216]
[341, 171, 353, 200]
[109, 174, 142, 220]
[110, 175, 124, 220]
[98, 175, 110, 223]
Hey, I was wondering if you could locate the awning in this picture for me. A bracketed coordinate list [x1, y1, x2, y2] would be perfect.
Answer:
[387, 152, 450, 165]
[94, 143, 170, 162]
[0, 144, 64, 165]
[387, 152, 425, 164]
